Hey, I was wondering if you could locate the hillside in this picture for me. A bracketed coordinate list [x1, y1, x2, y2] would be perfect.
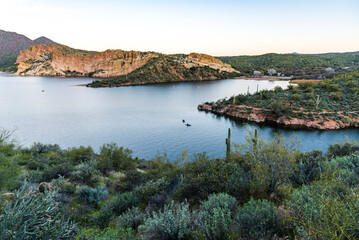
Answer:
[89, 54, 240, 87]
[219, 52, 359, 79]
[15, 44, 240, 85]
[0, 29, 57, 69]
[198, 71, 359, 129]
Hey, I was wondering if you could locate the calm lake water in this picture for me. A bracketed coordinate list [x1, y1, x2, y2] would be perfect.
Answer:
[1, 72, 358, 160]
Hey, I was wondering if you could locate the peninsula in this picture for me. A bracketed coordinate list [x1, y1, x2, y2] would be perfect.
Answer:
[198, 71, 359, 130]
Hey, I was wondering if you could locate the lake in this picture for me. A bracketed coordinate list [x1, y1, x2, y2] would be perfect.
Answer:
[1, 72, 358, 160]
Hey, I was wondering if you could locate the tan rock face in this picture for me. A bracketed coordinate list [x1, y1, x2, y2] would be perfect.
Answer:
[16, 45, 239, 78]
[16, 45, 156, 77]
[185, 53, 239, 73]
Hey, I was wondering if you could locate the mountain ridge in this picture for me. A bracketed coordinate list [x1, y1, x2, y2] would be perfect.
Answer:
[15, 44, 240, 86]
[0, 29, 58, 69]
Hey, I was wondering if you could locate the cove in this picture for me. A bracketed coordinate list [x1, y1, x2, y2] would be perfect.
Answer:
[0, 72, 357, 160]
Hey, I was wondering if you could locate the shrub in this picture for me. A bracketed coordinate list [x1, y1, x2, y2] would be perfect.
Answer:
[0, 184, 76, 239]
[195, 193, 238, 240]
[41, 161, 74, 182]
[118, 207, 146, 229]
[71, 160, 100, 186]
[29, 142, 62, 155]
[269, 101, 292, 116]
[175, 155, 241, 203]
[327, 142, 359, 158]
[328, 154, 359, 187]
[292, 150, 325, 186]
[235, 198, 281, 239]
[134, 177, 169, 204]
[0, 154, 21, 190]
[64, 146, 94, 164]
[227, 166, 251, 203]
[97, 143, 136, 174]
[139, 201, 194, 240]
[274, 86, 282, 92]
[242, 134, 298, 195]
[77, 186, 108, 205]
[95, 191, 139, 228]
[292, 93, 301, 101]
[287, 178, 359, 239]
[113, 170, 144, 192]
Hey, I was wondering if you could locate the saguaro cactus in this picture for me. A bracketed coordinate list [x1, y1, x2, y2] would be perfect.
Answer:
[315, 95, 321, 109]
[252, 129, 258, 152]
[226, 128, 231, 159]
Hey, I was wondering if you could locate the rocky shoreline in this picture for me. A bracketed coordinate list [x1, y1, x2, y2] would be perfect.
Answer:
[198, 103, 359, 130]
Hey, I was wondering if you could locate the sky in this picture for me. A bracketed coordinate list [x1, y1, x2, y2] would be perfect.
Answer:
[0, 0, 358, 56]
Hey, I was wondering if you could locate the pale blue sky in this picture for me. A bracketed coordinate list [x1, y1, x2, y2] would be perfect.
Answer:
[1, 0, 358, 55]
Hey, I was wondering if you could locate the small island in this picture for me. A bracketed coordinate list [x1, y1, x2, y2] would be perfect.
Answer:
[198, 71, 359, 130]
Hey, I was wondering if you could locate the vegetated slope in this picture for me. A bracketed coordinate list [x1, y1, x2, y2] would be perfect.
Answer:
[1, 128, 359, 239]
[0, 29, 57, 69]
[89, 54, 240, 87]
[15, 44, 240, 85]
[219, 53, 359, 79]
[198, 71, 359, 129]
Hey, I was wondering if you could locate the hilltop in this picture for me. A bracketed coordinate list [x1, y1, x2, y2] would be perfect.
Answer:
[15, 44, 240, 86]
[0, 29, 58, 70]
[219, 52, 359, 79]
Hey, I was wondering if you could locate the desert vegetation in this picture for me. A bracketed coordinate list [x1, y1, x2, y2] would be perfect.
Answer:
[199, 71, 359, 129]
[0, 128, 359, 239]
[219, 52, 359, 79]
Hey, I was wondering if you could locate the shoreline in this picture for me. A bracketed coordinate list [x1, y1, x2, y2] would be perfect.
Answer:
[86, 77, 246, 88]
[198, 103, 359, 130]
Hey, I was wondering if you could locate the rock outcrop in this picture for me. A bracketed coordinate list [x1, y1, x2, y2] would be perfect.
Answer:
[16, 45, 239, 79]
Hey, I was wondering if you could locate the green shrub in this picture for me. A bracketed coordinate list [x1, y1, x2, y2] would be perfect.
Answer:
[292, 93, 301, 101]
[64, 146, 94, 164]
[97, 143, 136, 174]
[274, 86, 282, 92]
[327, 142, 359, 158]
[0, 154, 21, 190]
[77, 186, 108, 205]
[235, 198, 281, 239]
[195, 193, 237, 240]
[134, 177, 169, 204]
[118, 207, 146, 229]
[95, 191, 139, 228]
[139, 201, 194, 240]
[41, 160, 74, 182]
[288, 178, 359, 239]
[328, 154, 359, 187]
[0, 184, 76, 239]
[71, 160, 100, 186]
[29, 142, 62, 155]
[114, 170, 144, 192]
[292, 150, 324, 186]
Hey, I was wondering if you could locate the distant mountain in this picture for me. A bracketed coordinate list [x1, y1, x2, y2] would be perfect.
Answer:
[33, 36, 57, 45]
[0, 29, 58, 69]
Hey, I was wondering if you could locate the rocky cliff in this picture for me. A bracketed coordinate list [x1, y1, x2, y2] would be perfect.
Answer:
[15, 45, 240, 82]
